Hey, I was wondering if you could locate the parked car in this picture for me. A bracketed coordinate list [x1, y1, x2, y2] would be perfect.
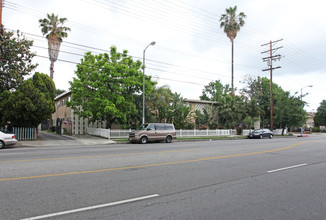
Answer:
[129, 123, 176, 144]
[248, 129, 273, 139]
[0, 131, 18, 149]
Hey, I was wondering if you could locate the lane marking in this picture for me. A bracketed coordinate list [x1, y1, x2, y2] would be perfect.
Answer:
[0, 149, 200, 164]
[267, 163, 308, 173]
[20, 194, 159, 220]
[0, 142, 305, 182]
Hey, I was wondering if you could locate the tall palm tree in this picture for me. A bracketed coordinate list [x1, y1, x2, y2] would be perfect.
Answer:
[219, 6, 246, 97]
[39, 13, 70, 80]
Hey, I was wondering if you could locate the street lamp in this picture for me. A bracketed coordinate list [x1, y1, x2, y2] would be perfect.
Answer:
[300, 85, 313, 136]
[142, 41, 156, 125]
[301, 85, 313, 100]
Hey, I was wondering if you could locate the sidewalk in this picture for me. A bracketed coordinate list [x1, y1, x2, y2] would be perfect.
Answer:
[18, 134, 117, 147]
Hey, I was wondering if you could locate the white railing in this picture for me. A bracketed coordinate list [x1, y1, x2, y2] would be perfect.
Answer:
[87, 127, 240, 139]
[177, 129, 237, 138]
[86, 127, 288, 139]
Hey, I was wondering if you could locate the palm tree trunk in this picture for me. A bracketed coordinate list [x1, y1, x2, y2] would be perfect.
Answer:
[50, 60, 54, 79]
[231, 40, 234, 97]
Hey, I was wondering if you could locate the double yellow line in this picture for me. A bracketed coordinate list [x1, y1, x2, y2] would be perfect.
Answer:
[0, 142, 304, 182]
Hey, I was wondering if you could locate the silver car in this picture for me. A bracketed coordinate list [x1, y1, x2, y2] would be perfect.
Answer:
[0, 131, 18, 149]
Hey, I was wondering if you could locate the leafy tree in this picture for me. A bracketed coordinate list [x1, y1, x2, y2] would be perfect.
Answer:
[273, 91, 306, 134]
[168, 92, 192, 129]
[56, 89, 66, 97]
[1, 73, 56, 127]
[219, 6, 246, 97]
[242, 76, 306, 132]
[147, 86, 173, 123]
[145, 86, 192, 129]
[68, 46, 155, 129]
[200, 80, 246, 128]
[314, 100, 326, 126]
[194, 105, 218, 129]
[0, 28, 38, 93]
[200, 80, 231, 103]
[39, 13, 71, 79]
[217, 94, 247, 128]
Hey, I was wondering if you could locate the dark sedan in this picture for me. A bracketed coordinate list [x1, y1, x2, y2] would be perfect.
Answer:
[248, 129, 273, 139]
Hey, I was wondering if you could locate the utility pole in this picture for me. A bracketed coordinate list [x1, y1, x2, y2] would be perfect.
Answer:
[0, 0, 2, 26]
[0, 0, 3, 37]
[261, 39, 283, 131]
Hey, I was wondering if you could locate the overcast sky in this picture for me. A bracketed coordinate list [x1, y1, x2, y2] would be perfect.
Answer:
[3, 0, 325, 112]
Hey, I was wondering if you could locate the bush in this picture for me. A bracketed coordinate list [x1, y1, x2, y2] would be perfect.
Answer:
[235, 127, 243, 135]
[312, 127, 320, 132]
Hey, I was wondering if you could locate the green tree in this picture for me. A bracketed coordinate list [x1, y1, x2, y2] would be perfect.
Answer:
[68, 46, 155, 129]
[56, 89, 66, 97]
[1, 73, 56, 127]
[200, 80, 246, 128]
[218, 94, 247, 128]
[39, 13, 71, 79]
[147, 86, 173, 123]
[168, 92, 192, 129]
[200, 80, 231, 103]
[0, 28, 38, 93]
[273, 91, 306, 134]
[314, 100, 326, 126]
[241, 76, 306, 132]
[220, 6, 246, 97]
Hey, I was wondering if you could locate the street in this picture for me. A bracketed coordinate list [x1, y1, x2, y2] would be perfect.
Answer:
[1, 135, 326, 220]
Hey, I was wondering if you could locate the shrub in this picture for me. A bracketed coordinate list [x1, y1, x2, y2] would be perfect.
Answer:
[312, 127, 320, 132]
[235, 127, 243, 135]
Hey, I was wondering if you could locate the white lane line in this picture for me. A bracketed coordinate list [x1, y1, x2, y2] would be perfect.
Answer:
[267, 163, 308, 173]
[21, 194, 159, 220]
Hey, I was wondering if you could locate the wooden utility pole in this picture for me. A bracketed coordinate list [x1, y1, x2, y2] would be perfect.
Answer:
[0, 0, 2, 26]
[261, 39, 283, 130]
[0, 0, 3, 36]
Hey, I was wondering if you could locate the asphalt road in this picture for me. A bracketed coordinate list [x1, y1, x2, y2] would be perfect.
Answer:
[1, 135, 326, 219]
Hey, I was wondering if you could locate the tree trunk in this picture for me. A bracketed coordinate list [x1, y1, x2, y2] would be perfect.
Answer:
[50, 60, 54, 80]
[231, 40, 234, 97]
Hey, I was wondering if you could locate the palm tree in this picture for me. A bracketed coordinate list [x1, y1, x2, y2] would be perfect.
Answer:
[39, 13, 70, 80]
[219, 6, 246, 97]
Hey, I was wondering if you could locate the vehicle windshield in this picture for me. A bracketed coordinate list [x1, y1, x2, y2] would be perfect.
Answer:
[138, 124, 148, 130]
[252, 129, 263, 133]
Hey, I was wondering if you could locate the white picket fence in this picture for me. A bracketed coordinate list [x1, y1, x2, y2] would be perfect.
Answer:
[87, 127, 240, 139]
[87, 127, 287, 139]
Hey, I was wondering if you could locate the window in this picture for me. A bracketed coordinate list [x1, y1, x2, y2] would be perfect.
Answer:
[165, 124, 174, 130]
[156, 124, 165, 130]
[147, 124, 155, 130]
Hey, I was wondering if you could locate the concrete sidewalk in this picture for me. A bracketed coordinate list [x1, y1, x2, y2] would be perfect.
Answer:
[18, 134, 117, 147]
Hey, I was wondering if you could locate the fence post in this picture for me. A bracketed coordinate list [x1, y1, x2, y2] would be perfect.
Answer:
[108, 128, 110, 139]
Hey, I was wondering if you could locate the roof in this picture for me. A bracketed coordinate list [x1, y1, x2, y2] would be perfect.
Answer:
[184, 99, 218, 105]
[54, 91, 71, 101]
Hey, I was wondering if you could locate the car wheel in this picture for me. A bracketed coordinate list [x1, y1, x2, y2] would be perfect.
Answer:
[140, 136, 148, 144]
[269, 134, 273, 139]
[0, 141, 4, 149]
[259, 134, 263, 139]
[165, 136, 172, 143]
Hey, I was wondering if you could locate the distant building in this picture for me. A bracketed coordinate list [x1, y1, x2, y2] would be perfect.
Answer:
[305, 111, 315, 128]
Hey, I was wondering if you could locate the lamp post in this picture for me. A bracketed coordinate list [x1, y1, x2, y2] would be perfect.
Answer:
[142, 41, 156, 125]
[301, 85, 313, 100]
[300, 85, 313, 136]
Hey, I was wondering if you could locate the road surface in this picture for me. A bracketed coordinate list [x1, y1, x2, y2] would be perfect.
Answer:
[1, 135, 325, 219]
